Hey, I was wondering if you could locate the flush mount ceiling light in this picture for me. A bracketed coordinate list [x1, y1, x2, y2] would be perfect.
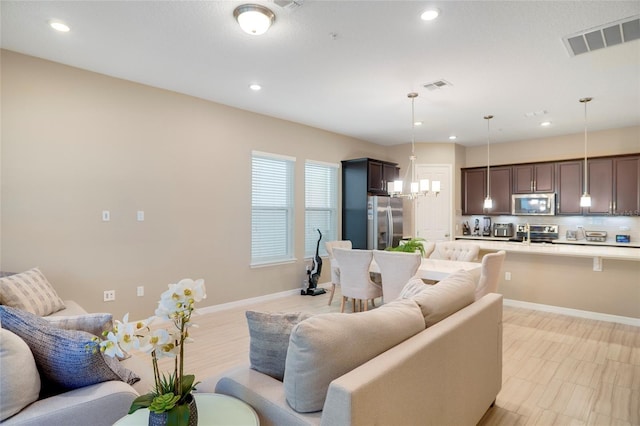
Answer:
[249, 83, 262, 91]
[234, 4, 275, 35]
[49, 20, 70, 32]
[421, 8, 440, 21]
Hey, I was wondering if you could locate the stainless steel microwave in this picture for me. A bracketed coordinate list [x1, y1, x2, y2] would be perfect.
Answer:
[511, 193, 556, 215]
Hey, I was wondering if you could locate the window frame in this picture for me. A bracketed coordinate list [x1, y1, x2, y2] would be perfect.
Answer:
[304, 159, 339, 258]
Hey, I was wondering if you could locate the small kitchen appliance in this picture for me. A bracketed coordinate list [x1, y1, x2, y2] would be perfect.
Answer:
[493, 223, 514, 237]
[515, 224, 559, 243]
[585, 230, 607, 242]
[482, 217, 492, 237]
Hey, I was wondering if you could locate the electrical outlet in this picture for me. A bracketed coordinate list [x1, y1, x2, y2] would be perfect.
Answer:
[137, 286, 144, 297]
[505, 272, 512, 281]
[102, 210, 110, 222]
[103, 290, 115, 301]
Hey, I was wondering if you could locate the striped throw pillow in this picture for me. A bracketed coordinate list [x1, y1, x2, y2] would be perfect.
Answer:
[0, 268, 65, 316]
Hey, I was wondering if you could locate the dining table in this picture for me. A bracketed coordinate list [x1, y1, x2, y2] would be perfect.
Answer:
[370, 258, 481, 282]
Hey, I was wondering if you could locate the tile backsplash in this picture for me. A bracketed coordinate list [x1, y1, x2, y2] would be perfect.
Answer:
[458, 214, 640, 242]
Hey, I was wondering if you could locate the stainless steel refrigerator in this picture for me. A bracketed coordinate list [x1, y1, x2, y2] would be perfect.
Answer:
[367, 196, 403, 250]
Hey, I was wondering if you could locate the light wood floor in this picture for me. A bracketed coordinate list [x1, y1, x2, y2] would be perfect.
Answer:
[142, 287, 640, 426]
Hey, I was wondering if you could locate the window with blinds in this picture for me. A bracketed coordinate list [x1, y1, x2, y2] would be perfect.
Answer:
[305, 160, 338, 258]
[251, 152, 295, 265]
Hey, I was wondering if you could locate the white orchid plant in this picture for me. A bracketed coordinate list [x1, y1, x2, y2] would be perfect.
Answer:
[92, 278, 206, 423]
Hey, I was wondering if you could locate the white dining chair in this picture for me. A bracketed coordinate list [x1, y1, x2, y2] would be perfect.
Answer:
[372, 250, 421, 302]
[324, 240, 352, 306]
[332, 248, 382, 312]
[429, 241, 480, 262]
[475, 250, 506, 300]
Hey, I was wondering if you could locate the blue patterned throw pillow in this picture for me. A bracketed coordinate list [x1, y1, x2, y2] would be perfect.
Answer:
[0, 305, 139, 392]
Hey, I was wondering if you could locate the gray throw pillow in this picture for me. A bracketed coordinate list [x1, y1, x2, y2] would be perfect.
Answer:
[246, 311, 312, 381]
[43, 313, 113, 337]
[0, 305, 139, 392]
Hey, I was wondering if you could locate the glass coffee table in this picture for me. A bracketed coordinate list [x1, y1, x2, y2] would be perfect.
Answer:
[113, 393, 259, 425]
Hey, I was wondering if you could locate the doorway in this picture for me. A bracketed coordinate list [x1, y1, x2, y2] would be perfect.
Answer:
[415, 164, 452, 242]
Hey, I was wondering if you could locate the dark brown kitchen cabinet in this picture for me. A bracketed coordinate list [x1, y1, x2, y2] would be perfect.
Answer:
[556, 161, 583, 215]
[353, 158, 399, 195]
[462, 166, 511, 215]
[614, 156, 640, 215]
[585, 158, 613, 215]
[513, 162, 554, 193]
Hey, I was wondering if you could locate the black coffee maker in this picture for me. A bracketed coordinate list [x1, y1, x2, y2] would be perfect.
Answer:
[482, 216, 492, 237]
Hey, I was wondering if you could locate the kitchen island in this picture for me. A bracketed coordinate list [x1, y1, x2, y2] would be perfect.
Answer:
[454, 236, 640, 322]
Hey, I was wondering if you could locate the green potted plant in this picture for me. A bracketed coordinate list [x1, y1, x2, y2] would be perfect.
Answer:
[385, 238, 427, 256]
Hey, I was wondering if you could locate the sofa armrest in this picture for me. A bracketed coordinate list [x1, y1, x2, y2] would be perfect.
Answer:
[2, 381, 138, 426]
[321, 293, 503, 426]
[212, 365, 321, 426]
[44, 300, 89, 317]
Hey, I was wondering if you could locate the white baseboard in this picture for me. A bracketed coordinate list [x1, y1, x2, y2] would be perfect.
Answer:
[195, 283, 331, 316]
[503, 299, 640, 327]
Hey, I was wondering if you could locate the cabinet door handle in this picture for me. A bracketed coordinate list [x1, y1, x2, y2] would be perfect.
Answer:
[531, 181, 534, 192]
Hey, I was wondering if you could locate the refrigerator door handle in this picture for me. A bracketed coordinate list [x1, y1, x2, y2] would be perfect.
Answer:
[387, 204, 393, 247]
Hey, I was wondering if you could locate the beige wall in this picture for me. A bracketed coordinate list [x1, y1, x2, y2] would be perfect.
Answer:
[464, 126, 640, 168]
[1, 50, 389, 318]
[2, 50, 639, 320]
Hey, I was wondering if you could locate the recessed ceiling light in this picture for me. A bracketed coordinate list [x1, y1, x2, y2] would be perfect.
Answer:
[49, 21, 70, 32]
[540, 121, 552, 127]
[449, 135, 457, 140]
[421, 8, 440, 21]
[249, 84, 262, 91]
[414, 121, 423, 126]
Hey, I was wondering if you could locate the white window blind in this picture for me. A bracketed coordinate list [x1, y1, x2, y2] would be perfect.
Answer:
[252, 152, 295, 265]
[305, 161, 338, 258]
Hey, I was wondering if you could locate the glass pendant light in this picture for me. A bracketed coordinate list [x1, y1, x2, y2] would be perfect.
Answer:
[483, 115, 494, 209]
[579, 97, 593, 208]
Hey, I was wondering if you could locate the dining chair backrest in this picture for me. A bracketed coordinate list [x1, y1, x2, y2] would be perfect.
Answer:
[325, 240, 352, 260]
[372, 250, 421, 302]
[429, 241, 480, 262]
[420, 241, 436, 258]
[332, 248, 381, 301]
[475, 250, 506, 300]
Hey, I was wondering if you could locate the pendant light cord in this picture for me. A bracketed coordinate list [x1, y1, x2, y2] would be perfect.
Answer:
[580, 97, 592, 196]
[484, 115, 493, 200]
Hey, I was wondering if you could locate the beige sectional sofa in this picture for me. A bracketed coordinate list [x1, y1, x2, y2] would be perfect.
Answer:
[0, 266, 154, 426]
[209, 271, 503, 426]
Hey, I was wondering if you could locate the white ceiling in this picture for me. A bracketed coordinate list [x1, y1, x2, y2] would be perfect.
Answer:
[1, 1, 639, 147]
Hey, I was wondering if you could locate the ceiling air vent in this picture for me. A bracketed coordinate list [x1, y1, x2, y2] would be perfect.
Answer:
[423, 79, 453, 91]
[273, 0, 304, 11]
[563, 15, 640, 56]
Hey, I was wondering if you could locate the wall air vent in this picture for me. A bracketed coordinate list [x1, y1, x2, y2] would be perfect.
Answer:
[423, 79, 453, 91]
[563, 15, 640, 56]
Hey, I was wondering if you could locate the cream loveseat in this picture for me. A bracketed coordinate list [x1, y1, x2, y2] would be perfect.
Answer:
[206, 270, 503, 426]
[0, 269, 152, 426]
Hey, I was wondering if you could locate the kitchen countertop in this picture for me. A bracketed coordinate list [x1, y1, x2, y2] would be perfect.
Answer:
[454, 236, 640, 261]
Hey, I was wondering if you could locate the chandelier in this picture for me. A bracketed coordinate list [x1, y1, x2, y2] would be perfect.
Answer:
[388, 92, 441, 199]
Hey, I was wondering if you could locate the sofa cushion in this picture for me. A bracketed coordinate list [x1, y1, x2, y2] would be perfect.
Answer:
[283, 298, 425, 413]
[0, 329, 41, 421]
[246, 311, 312, 381]
[43, 313, 113, 337]
[399, 277, 429, 299]
[0, 305, 139, 394]
[411, 269, 476, 327]
[0, 268, 65, 316]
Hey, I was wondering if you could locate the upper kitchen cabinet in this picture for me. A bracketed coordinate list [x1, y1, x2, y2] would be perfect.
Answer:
[584, 158, 613, 215]
[556, 160, 583, 215]
[557, 155, 639, 216]
[462, 166, 512, 215]
[513, 162, 555, 193]
[614, 156, 640, 215]
[342, 158, 399, 196]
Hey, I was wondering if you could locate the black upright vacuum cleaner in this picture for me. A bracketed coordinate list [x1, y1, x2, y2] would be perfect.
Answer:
[302, 229, 326, 296]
